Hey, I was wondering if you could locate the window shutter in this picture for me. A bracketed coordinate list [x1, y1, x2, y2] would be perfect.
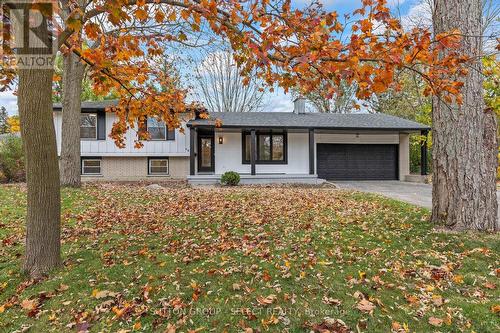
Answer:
[97, 112, 106, 140]
[167, 127, 176, 140]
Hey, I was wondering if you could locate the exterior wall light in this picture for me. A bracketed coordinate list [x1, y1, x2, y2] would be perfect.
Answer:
[218, 136, 224, 144]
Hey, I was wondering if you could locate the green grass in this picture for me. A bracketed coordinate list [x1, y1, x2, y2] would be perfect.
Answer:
[0, 184, 498, 332]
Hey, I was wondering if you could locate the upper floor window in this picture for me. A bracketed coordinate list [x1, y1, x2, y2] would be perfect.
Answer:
[80, 114, 97, 139]
[147, 118, 167, 141]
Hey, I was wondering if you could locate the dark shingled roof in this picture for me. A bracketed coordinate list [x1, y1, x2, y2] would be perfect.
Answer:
[187, 112, 430, 131]
[53, 100, 118, 110]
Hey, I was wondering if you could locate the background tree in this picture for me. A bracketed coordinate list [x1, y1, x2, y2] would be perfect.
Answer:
[195, 51, 266, 112]
[295, 80, 357, 113]
[0, 106, 8, 134]
[6, 116, 20, 133]
[371, 72, 432, 173]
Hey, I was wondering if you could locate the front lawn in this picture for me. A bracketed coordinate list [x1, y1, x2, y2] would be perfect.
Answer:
[0, 184, 498, 332]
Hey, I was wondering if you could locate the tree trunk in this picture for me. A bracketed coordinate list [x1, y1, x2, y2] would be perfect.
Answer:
[60, 52, 85, 187]
[431, 0, 498, 231]
[16, 4, 61, 277]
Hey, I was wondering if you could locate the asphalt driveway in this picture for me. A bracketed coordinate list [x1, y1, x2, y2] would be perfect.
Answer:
[333, 181, 433, 209]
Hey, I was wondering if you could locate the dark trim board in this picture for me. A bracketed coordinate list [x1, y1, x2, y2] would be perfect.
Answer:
[316, 144, 399, 180]
[187, 124, 430, 132]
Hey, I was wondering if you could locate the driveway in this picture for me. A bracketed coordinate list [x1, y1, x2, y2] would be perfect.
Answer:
[333, 181, 500, 217]
[333, 181, 433, 209]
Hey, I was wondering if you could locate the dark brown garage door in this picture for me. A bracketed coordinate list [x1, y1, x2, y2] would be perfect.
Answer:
[317, 144, 398, 180]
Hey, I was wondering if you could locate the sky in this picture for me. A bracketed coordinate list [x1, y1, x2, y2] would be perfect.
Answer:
[0, 0, 419, 115]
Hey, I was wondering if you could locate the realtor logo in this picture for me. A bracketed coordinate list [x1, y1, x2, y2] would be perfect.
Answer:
[1, 0, 56, 69]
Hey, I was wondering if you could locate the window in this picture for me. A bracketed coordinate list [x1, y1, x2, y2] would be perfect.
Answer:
[81, 159, 101, 175]
[242, 131, 287, 164]
[148, 158, 169, 175]
[80, 114, 97, 139]
[147, 118, 167, 140]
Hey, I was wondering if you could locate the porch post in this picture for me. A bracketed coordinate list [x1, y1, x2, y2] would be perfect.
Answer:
[421, 130, 428, 176]
[190, 127, 196, 175]
[250, 129, 256, 175]
[309, 128, 315, 175]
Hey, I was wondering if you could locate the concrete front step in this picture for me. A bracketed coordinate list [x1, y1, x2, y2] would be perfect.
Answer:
[188, 174, 325, 185]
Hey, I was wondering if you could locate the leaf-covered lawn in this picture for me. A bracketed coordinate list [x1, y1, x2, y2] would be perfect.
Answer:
[0, 184, 498, 333]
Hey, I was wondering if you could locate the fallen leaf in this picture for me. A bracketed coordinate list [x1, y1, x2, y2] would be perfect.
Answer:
[57, 284, 69, 292]
[452, 275, 464, 284]
[92, 289, 118, 299]
[311, 317, 350, 333]
[483, 281, 496, 290]
[357, 299, 375, 313]
[432, 295, 443, 307]
[322, 296, 342, 306]
[20, 299, 37, 311]
[428, 317, 443, 327]
[256, 294, 276, 306]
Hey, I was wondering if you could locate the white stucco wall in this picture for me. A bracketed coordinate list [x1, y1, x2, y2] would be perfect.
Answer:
[53, 112, 190, 157]
[214, 131, 309, 175]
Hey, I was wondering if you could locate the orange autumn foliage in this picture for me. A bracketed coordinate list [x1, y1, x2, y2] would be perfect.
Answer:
[1, 0, 470, 147]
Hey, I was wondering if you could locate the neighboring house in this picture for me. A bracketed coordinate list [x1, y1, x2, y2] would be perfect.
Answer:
[53, 99, 430, 184]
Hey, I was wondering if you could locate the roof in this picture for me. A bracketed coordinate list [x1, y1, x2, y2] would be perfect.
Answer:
[53, 100, 118, 110]
[187, 112, 430, 131]
[52, 100, 202, 113]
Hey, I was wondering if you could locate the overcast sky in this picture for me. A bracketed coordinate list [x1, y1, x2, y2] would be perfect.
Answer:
[0, 0, 416, 115]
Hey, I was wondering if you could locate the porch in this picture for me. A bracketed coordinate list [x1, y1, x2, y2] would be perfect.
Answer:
[187, 173, 323, 186]
[188, 126, 317, 185]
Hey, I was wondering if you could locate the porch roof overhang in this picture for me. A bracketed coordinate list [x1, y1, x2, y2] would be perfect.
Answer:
[187, 112, 431, 132]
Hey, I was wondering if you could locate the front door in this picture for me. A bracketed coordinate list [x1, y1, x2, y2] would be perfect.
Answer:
[198, 135, 215, 172]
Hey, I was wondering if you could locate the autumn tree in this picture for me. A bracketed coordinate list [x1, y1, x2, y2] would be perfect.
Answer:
[195, 50, 266, 112]
[1, 0, 475, 277]
[57, 3, 215, 187]
[6, 116, 20, 133]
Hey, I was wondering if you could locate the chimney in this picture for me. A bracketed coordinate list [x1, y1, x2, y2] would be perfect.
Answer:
[293, 97, 306, 114]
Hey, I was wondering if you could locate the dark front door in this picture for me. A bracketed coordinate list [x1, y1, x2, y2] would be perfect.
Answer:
[198, 134, 215, 172]
[317, 144, 398, 180]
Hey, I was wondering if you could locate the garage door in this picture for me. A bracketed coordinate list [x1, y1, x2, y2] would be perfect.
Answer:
[317, 144, 398, 180]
